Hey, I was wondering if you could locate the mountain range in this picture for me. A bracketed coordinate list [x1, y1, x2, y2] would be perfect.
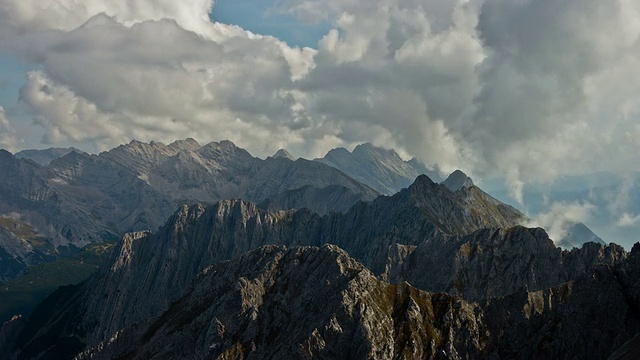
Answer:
[0, 140, 385, 283]
[2, 193, 634, 359]
[0, 139, 634, 359]
[316, 143, 441, 195]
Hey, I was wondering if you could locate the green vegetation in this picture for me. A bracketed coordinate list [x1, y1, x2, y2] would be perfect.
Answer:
[0, 242, 116, 323]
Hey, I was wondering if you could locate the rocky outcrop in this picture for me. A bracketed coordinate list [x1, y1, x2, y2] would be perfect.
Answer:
[442, 170, 474, 191]
[316, 143, 441, 195]
[383, 226, 627, 300]
[12, 242, 640, 360]
[0, 315, 24, 359]
[41, 246, 486, 360]
[481, 261, 640, 359]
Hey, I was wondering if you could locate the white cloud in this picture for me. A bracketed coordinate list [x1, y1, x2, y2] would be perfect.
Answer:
[0, 107, 20, 152]
[617, 213, 640, 228]
[0, 0, 639, 183]
[528, 202, 596, 244]
[0, 0, 213, 36]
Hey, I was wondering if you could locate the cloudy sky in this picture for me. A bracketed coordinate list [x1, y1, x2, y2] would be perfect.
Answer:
[1, 0, 639, 186]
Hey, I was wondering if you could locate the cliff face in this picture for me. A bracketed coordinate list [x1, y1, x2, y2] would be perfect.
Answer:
[78, 245, 487, 360]
[12, 243, 640, 360]
[383, 227, 627, 300]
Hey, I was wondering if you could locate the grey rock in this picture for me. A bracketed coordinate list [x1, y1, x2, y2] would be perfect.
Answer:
[557, 222, 606, 249]
[0, 315, 24, 360]
[384, 226, 627, 300]
[609, 333, 640, 360]
[271, 148, 295, 160]
[258, 185, 371, 215]
[76, 246, 487, 360]
[16, 241, 640, 360]
[316, 143, 441, 195]
[0, 140, 379, 281]
[442, 170, 474, 191]
[14, 147, 84, 166]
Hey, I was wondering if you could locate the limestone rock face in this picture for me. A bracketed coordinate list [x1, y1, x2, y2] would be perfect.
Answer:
[78, 245, 487, 360]
[442, 170, 474, 191]
[384, 226, 627, 300]
[12, 239, 640, 360]
[316, 143, 441, 195]
[271, 148, 295, 160]
[0, 315, 24, 358]
[7, 182, 627, 360]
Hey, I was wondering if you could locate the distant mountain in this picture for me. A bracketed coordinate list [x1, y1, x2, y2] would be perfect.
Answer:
[558, 222, 606, 249]
[479, 172, 640, 249]
[442, 169, 474, 191]
[14, 147, 84, 166]
[448, 170, 606, 250]
[0, 140, 379, 283]
[270, 148, 295, 160]
[316, 143, 441, 195]
[99, 139, 378, 205]
[258, 185, 368, 215]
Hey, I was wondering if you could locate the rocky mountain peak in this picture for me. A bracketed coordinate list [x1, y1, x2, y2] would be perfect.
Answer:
[408, 173, 438, 189]
[14, 147, 84, 166]
[0, 149, 14, 162]
[324, 147, 350, 157]
[443, 169, 474, 191]
[317, 143, 440, 195]
[168, 138, 201, 152]
[271, 148, 295, 160]
[353, 142, 399, 159]
[201, 140, 243, 155]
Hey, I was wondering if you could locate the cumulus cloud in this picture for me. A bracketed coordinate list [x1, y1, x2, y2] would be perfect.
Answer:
[528, 201, 596, 244]
[0, 0, 639, 183]
[0, 107, 20, 152]
[617, 213, 640, 228]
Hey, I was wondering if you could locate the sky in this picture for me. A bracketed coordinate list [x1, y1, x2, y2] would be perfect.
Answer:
[1, 0, 640, 246]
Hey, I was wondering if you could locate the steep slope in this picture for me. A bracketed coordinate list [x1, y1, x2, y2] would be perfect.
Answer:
[316, 143, 441, 195]
[100, 139, 379, 206]
[383, 227, 626, 300]
[258, 185, 370, 215]
[559, 222, 606, 249]
[271, 148, 295, 160]
[11, 242, 640, 360]
[480, 246, 640, 359]
[14, 148, 83, 166]
[442, 169, 474, 191]
[78, 245, 486, 360]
